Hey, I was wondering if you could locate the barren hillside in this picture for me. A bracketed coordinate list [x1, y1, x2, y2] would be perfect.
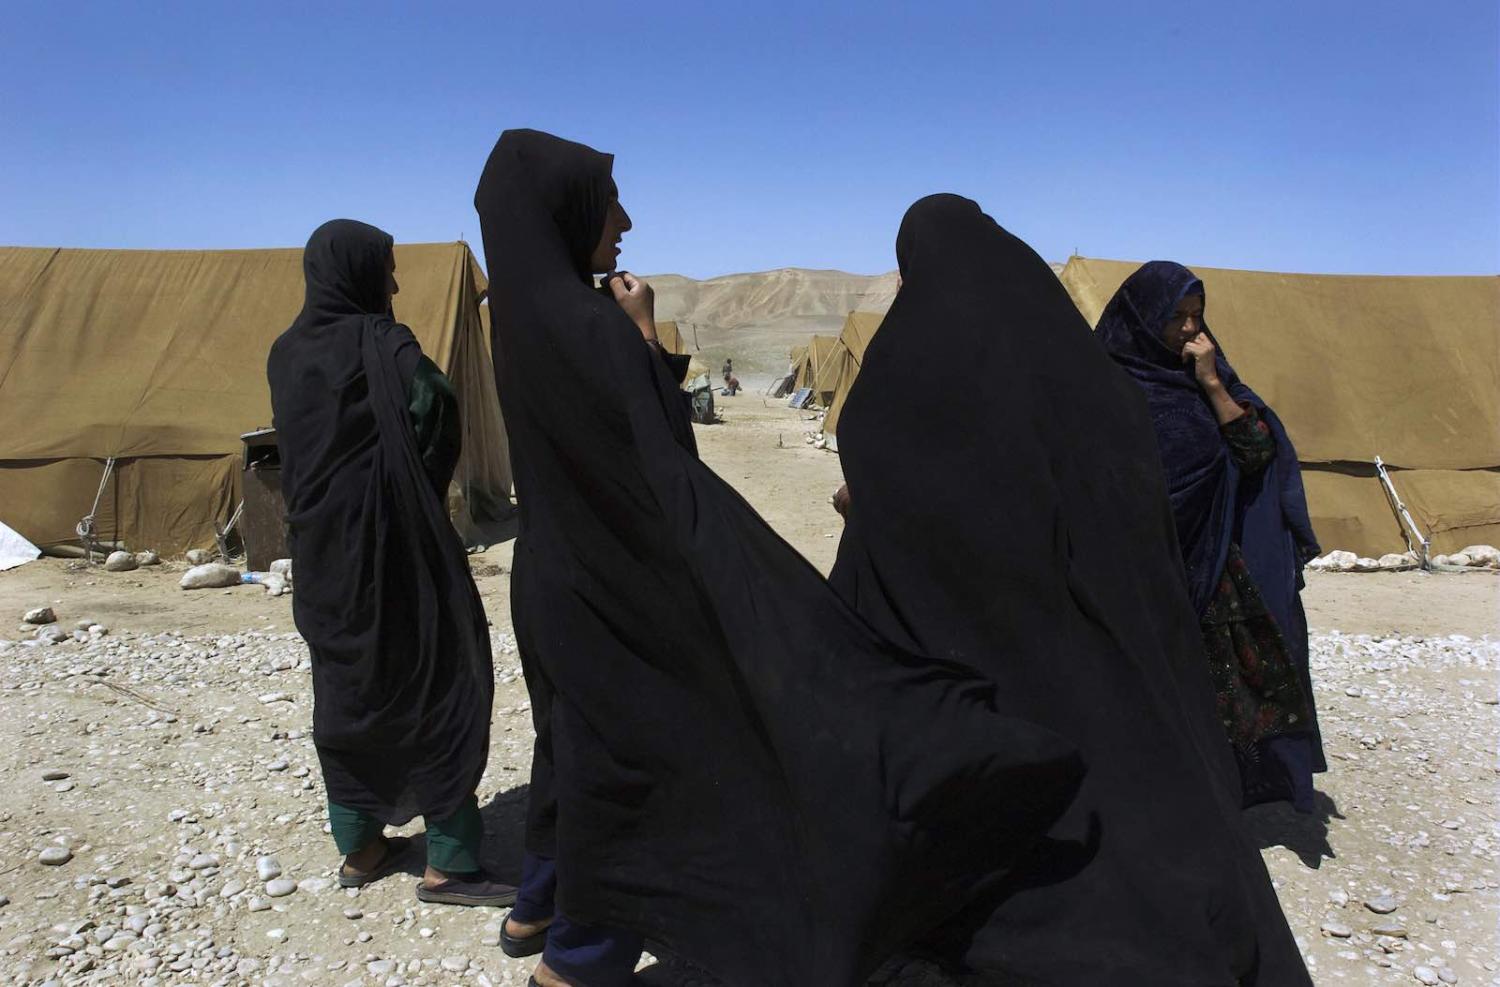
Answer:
[647, 268, 899, 380]
[647, 264, 1065, 383]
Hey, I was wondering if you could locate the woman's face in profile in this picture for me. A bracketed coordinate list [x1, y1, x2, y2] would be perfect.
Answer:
[590, 199, 633, 273]
[1160, 292, 1204, 354]
[385, 251, 400, 307]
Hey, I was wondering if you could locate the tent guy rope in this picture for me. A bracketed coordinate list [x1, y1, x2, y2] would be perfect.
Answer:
[75, 456, 116, 562]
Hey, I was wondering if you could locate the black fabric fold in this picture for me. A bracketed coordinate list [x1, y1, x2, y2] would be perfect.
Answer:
[475, 130, 1086, 987]
[267, 219, 493, 825]
[829, 195, 1311, 985]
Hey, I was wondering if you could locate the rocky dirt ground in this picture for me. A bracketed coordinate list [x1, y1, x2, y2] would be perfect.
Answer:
[1, 399, 1496, 987]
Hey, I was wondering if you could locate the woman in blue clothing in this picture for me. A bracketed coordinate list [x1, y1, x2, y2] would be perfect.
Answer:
[1096, 260, 1326, 813]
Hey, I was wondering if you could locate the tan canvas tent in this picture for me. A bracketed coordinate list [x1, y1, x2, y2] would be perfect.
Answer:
[654, 319, 684, 353]
[1060, 257, 1500, 556]
[793, 336, 841, 402]
[653, 320, 709, 382]
[771, 344, 809, 397]
[0, 243, 510, 555]
[821, 311, 884, 439]
[811, 338, 848, 397]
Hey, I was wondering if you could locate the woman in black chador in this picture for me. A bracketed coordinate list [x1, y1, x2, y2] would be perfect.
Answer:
[267, 220, 512, 907]
[474, 130, 1085, 987]
[829, 195, 1311, 985]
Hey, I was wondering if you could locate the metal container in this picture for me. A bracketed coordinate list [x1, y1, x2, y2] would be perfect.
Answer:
[239, 428, 288, 571]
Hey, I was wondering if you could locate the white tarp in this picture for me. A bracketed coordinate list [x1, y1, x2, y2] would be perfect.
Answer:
[0, 520, 41, 571]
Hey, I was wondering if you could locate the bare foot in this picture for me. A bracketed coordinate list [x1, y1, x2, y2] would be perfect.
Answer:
[531, 960, 571, 987]
[504, 914, 553, 939]
[341, 838, 390, 877]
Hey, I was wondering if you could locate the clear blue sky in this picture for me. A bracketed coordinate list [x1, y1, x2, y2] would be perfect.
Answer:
[2, 1, 1495, 277]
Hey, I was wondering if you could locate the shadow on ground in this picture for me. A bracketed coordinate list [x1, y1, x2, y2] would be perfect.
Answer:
[1242, 790, 1341, 869]
[476, 784, 531, 883]
[374, 785, 530, 884]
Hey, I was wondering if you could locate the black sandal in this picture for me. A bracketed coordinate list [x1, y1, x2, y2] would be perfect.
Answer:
[501, 915, 551, 957]
[415, 872, 519, 907]
[337, 835, 413, 888]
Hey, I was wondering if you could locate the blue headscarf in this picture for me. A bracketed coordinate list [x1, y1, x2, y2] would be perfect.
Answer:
[1095, 261, 1320, 621]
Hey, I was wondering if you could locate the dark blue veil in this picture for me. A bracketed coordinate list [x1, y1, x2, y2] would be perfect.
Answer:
[1096, 261, 1326, 788]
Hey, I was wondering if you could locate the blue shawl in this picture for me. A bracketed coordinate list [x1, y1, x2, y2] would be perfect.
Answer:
[1095, 261, 1320, 621]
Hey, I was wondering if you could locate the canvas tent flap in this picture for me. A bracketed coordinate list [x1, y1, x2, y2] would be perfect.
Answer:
[431, 250, 511, 521]
[0, 244, 481, 458]
[0, 455, 239, 555]
[838, 311, 883, 361]
[0, 247, 60, 375]
[822, 311, 884, 437]
[812, 340, 849, 397]
[1396, 468, 1500, 554]
[650, 321, 709, 385]
[0, 243, 510, 554]
[1301, 468, 1500, 558]
[794, 335, 840, 398]
[655, 320, 685, 354]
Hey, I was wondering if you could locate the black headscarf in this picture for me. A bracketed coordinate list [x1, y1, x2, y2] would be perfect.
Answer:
[830, 196, 1310, 985]
[475, 131, 1085, 987]
[267, 219, 493, 824]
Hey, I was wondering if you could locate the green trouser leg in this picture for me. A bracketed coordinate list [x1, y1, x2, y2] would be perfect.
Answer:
[424, 794, 482, 874]
[328, 801, 385, 856]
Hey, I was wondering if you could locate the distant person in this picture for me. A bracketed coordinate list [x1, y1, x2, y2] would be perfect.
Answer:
[828, 195, 1311, 985]
[721, 356, 732, 381]
[267, 220, 514, 909]
[475, 129, 1082, 987]
[1096, 261, 1325, 813]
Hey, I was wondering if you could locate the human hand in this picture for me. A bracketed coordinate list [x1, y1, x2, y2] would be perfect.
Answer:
[1181, 333, 1221, 390]
[608, 272, 656, 341]
[832, 483, 850, 518]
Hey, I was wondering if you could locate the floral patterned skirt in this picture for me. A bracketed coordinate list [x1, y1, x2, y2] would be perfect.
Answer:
[1200, 543, 1316, 807]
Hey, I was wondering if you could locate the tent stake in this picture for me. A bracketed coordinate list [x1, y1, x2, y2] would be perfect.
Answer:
[1375, 455, 1431, 569]
[214, 499, 245, 563]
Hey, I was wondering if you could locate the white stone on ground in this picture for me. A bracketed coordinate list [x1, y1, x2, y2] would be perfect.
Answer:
[1, 618, 1493, 987]
[104, 550, 138, 572]
[180, 563, 243, 590]
[1458, 543, 1498, 566]
[23, 606, 56, 624]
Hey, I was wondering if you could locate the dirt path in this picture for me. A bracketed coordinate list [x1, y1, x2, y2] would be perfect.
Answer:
[1, 399, 1495, 986]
